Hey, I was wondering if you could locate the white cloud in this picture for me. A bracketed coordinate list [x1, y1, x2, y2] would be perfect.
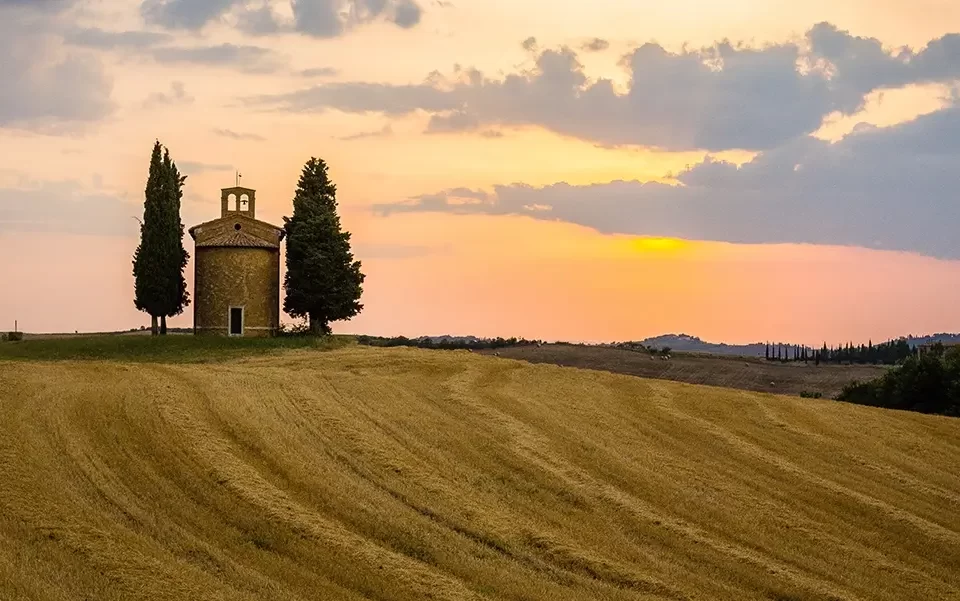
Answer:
[0, 4, 114, 128]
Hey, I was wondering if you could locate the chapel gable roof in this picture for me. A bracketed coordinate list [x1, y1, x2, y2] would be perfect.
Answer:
[189, 213, 284, 249]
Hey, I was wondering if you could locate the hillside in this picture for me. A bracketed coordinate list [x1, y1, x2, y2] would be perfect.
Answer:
[1, 346, 958, 600]
[636, 333, 960, 356]
[479, 344, 886, 399]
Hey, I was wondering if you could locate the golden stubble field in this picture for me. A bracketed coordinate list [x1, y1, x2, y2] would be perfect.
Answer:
[1, 346, 958, 601]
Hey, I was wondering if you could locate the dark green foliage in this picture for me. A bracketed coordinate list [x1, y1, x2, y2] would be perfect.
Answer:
[132, 141, 190, 335]
[355, 335, 541, 351]
[837, 347, 960, 416]
[611, 341, 648, 353]
[799, 391, 822, 399]
[3, 332, 23, 342]
[283, 158, 365, 335]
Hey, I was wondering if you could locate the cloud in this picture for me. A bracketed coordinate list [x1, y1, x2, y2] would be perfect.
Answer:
[178, 161, 234, 174]
[581, 37, 609, 52]
[140, 0, 239, 30]
[393, 0, 421, 28]
[0, 0, 72, 13]
[292, 0, 423, 38]
[150, 43, 282, 72]
[212, 128, 266, 141]
[143, 81, 194, 108]
[236, 3, 283, 34]
[63, 27, 172, 49]
[141, 0, 424, 36]
[338, 124, 393, 140]
[0, 180, 139, 237]
[248, 80, 456, 114]
[299, 66, 339, 77]
[61, 25, 283, 72]
[375, 105, 960, 260]
[250, 23, 960, 151]
[0, 5, 113, 128]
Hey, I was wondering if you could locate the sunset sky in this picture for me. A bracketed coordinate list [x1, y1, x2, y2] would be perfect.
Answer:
[2, 0, 959, 344]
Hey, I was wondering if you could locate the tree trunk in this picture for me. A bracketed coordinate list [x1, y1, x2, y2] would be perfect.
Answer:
[309, 315, 323, 336]
[151, 315, 158, 336]
[160, 315, 167, 335]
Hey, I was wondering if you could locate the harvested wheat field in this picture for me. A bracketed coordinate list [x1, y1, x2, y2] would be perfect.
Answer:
[1, 346, 958, 601]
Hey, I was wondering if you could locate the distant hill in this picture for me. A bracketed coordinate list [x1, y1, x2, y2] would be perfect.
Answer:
[636, 332, 960, 356]
[637, 334, 768, 356]
[902, 333, 960, 347]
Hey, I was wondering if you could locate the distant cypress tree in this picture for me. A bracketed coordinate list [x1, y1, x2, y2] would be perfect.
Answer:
[283, 157, 365, 335]
[765, 343, 770, 360]
[132, 141, 190, 335]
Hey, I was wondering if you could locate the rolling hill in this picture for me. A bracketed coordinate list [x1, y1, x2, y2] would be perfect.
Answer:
[635, 333, 960, 356]
[479, 343, 886, 399]
[1, 345, 958, 600]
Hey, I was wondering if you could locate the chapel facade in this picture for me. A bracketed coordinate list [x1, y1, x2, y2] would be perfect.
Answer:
[188, 186, 285, 337]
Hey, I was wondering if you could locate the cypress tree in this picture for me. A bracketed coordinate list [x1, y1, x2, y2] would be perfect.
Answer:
[283, 157, 365, 335]
[132, 141, 190, 335]
[159, 148, 190, 334]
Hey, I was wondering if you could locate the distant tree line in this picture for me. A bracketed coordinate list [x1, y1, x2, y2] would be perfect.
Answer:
[838, 344, 960, 416]
[355, 336, 543, 351]
[764, 339, 915, 366]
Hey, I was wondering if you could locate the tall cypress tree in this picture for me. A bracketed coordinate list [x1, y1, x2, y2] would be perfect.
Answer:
[132, 141, 190, 335]
[158, 148, 190, 334]
[133, 142, 166, 335]
[284, 158, 365, 335]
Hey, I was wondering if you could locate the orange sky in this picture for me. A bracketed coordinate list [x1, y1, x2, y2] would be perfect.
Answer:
[1, 0, 959, 343]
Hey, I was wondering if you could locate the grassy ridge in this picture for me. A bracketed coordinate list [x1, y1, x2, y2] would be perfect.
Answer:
[1, 346, 958, 600]
[0, 334, 350, 362]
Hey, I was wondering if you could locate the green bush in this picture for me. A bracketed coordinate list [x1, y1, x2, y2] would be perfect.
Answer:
[6, 332, 23, 342]
[837, 348, 960, 416]
[355, 335, 539, 351]
[799, 391, 822, 399]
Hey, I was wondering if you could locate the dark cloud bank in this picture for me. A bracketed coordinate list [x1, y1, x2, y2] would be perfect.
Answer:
[141, 0, 423, 36]
[245, 20, 960, 260]
[377, 106, 960, 260]
[253, 22, 960, 152]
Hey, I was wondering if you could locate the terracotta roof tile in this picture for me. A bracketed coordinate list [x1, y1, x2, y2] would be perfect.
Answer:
[196, 230, 278, 248]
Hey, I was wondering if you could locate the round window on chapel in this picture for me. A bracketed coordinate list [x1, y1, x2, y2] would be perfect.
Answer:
[234, 223, 242, 231]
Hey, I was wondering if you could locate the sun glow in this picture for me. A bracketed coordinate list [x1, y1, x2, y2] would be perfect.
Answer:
[628, 236, 690, 254]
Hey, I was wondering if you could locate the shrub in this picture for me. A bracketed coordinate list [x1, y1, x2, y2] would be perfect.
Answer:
[277, 321, 312, 337]
[6, 332, 23, 342]
[799, 391, 822, 399]
[837, 351, 960, 416]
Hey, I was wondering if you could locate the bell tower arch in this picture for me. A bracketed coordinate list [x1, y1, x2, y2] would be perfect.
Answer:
[220, 186, 257, 219]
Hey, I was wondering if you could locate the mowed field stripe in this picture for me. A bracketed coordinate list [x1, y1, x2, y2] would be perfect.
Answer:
[0, 346, 958, 601]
